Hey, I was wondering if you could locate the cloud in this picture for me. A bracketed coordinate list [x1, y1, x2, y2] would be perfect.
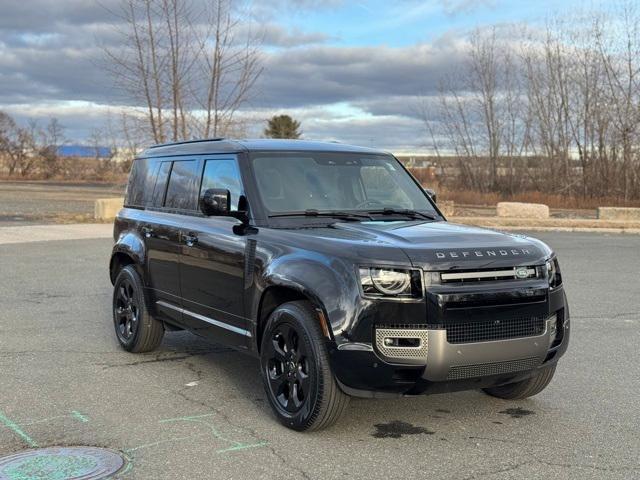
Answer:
[0, 0, 474, 150]
[248, 23, 333, 47]
[439, 0, 497, 16]
[256, 38, 467, 108]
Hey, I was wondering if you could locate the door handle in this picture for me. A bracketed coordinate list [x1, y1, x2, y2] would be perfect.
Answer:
[182, 232, 198, 247]
[141, 226, 154, 238]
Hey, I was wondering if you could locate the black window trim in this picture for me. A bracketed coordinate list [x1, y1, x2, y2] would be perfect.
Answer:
[150, 160, 173, 208]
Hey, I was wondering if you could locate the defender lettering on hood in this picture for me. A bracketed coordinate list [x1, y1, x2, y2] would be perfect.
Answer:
[435, 247, 534, 259]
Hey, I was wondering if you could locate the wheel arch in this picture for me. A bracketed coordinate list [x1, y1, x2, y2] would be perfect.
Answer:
[256, 284, 332, 352]
[109, 231, 146, 285]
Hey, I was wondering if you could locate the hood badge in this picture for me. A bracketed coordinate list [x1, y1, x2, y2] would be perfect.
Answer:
[435, 248, 533, 259]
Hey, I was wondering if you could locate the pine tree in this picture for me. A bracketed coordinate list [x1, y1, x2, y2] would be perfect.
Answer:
[263, 115, 302, 139]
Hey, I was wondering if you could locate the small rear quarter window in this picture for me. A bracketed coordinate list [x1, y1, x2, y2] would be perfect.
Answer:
[125, 158, 156, 207]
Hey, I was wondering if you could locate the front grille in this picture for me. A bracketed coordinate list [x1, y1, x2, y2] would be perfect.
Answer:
[442, 316, 546, 344]
[440, 266, 538, 284]
[446, 357, 541, 380]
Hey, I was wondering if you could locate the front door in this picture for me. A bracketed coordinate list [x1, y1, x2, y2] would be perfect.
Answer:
[178, 157, 250, 348]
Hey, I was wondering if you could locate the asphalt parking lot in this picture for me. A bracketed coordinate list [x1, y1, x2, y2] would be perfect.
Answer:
[0, 231, 639, 479]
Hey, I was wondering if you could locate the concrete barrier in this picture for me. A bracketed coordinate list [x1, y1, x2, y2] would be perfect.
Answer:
[496, 202, 549, 219]
[597, 207, 640, 222]
[95, 197, 124, 220]
[438, 200, 455, 217]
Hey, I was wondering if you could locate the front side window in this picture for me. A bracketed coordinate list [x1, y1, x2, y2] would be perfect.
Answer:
[250, 152, 435, 214]
[164, 160, 200, 210]
[200, 159, 243, 211]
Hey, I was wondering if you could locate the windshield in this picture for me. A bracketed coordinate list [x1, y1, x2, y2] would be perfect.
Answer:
[250, 152, 437, 215]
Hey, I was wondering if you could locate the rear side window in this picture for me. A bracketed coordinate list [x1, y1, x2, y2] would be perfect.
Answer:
[151, 161, 172, 207]
[200, 159, 243, 211]
[164, 160, 200, 210]
[125, 158, 156, 207]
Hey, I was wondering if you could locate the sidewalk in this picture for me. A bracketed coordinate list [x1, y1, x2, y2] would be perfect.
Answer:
[0, 223, 113, 245]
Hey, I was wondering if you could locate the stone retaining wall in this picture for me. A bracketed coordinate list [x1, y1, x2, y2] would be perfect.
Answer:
[496, 202, 549, 219]
[95, 198, 124, 220]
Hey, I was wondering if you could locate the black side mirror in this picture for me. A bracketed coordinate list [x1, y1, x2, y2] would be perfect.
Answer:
[200, 188, 230, 216]
[425, 188, 437, 204]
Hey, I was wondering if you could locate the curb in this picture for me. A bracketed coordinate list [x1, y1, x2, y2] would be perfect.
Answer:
[473, 225, 640, 234]
[450, 216, 640, 234]
[0, 223, 113, 245]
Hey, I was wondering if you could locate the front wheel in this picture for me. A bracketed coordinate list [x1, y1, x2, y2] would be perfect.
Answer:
[260, 301, 349, 431]
[483, 365, 556, 400]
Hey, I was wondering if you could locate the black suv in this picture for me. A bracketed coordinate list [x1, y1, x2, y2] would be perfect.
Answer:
[110, 139, 570, 431]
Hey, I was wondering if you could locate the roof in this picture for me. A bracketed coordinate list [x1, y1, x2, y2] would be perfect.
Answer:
[58, 145, 112, 158]
[141, 138, 387, 158]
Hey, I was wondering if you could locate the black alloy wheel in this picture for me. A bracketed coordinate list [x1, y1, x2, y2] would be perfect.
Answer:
[114, 278, 139, 342]
[260, 301, 349, 431]
[264, 322, 312, 414]
[112, 265, 164, 353]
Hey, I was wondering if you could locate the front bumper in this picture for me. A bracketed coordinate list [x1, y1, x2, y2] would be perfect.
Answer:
[330, 297, 570, 398]
[422, 316, 557, 382]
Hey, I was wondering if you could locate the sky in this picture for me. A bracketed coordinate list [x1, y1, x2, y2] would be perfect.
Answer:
[0, 0, 587, 152]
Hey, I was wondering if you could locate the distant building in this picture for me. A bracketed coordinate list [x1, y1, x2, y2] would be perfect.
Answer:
[57, 145, 112, 159]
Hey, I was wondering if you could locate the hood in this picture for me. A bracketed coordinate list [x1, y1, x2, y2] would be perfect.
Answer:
[328, 220, 551, 270]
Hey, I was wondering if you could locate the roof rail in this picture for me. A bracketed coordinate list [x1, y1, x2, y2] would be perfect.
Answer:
[148, 138, 226, 149]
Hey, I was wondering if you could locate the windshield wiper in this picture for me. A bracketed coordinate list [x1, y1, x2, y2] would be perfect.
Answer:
[269, 209, 373, 221]
[366, 208, 438, 221]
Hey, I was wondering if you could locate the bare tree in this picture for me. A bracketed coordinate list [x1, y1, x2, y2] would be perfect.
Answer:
[594, 3, 640, 200]
[105, 0, 262, 144]
[424, 5, 640, 202]
[427, 27, 529, 193]
[38, 118, 65, 179]
[0, 112, 37, 177]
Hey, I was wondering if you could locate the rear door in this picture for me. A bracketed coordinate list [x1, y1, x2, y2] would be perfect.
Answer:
[145, 158, 201, 325]
[177, 156, 250, 348]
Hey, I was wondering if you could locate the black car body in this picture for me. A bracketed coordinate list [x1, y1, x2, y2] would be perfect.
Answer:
[110, 139, 570, 430]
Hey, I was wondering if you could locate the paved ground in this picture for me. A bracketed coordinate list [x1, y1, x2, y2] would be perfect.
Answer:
[0, 181, 124, 225]
[0, 231, 639, 479]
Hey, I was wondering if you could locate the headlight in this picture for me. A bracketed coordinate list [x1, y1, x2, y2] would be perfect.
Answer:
[546, 257, 562, 289]
[359, 267, 422, 298]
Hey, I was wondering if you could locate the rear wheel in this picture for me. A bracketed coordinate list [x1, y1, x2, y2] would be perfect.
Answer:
[483, 365, 556, 400]
[260, 301, 349, 431]
[112, 265, 164, 353]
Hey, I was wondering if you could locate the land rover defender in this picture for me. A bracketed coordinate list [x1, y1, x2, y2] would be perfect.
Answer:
[109, 139, 570, 431]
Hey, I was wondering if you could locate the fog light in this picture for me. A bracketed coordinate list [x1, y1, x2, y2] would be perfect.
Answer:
[383, 337, 420, 348]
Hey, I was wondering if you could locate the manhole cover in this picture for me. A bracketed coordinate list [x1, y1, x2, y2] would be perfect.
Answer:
[0, 447, 125, 480]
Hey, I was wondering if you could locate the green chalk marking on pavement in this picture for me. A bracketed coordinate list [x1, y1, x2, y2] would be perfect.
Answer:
[0, 409, 38, 448]
[71, 411, 90, 423]
[158, 414, 268, 455]
[125, 433, 211, 453]
[158, 413, 215, 423]
[216, 442, 268, 454]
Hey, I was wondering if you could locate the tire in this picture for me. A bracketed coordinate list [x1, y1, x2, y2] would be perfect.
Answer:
[260, 301, 349, 431]
[112, 265, 164, 353]
[483, 365, 556, 400]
